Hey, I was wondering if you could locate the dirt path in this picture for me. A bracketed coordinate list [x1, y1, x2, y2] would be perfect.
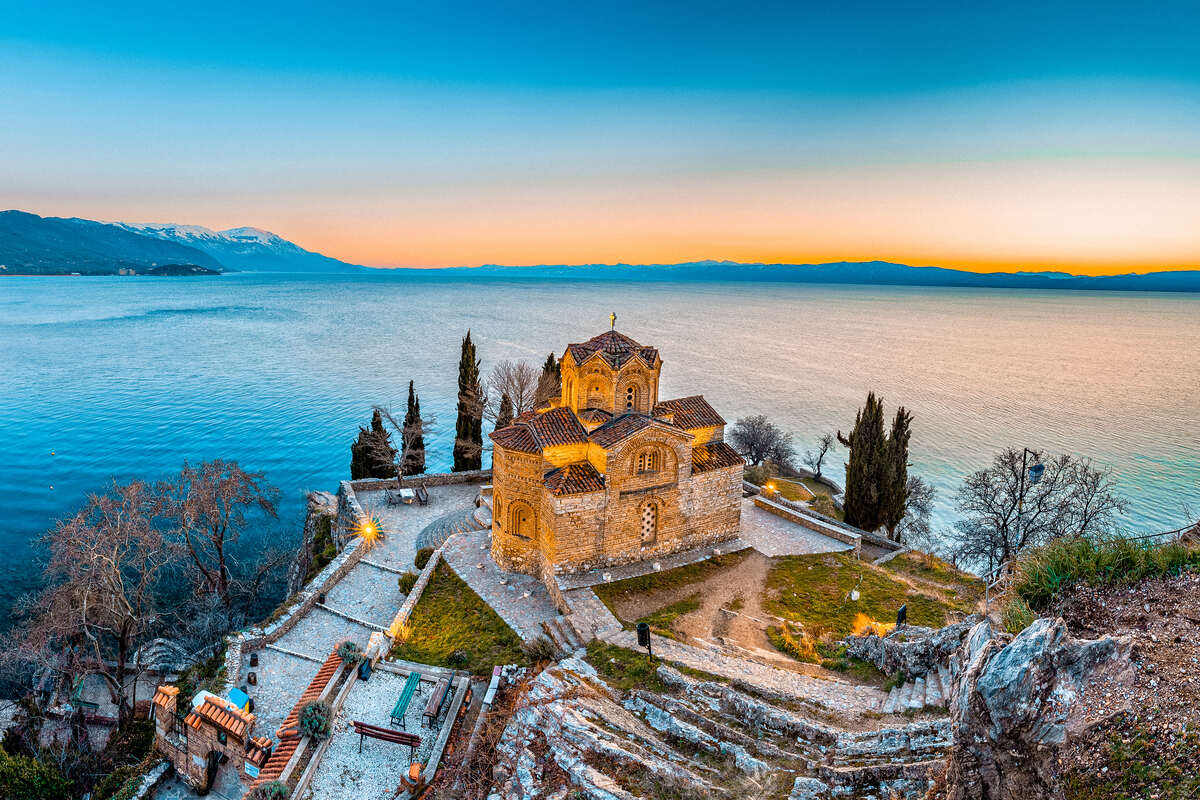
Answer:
[606, 551, 838, 679]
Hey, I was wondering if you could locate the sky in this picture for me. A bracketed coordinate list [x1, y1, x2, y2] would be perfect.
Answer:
[2, 0, 1198, 272]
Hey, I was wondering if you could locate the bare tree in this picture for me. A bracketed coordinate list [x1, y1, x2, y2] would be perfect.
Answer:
[729, 415, 793, 467]
[371, 405, 437, 478]
[801, 433, 836, 479]
[953, 448, 1127, 573]
[485, 359, 540, 422]
[896, 474, 936, 545]
[22, 480, 173, 727]
[166, 460, 279, 612]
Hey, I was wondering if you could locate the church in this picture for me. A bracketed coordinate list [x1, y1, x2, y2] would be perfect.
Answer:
[489, 327, 744, 580]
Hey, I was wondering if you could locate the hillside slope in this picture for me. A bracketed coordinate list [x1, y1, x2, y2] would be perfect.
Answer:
[0, 210, 222, 275]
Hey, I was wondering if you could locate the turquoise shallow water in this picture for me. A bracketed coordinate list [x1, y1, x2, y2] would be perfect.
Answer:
[2, 273, 1198, 614]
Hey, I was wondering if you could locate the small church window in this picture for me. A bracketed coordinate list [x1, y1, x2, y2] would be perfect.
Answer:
[636, 450, 659, 474]
[641, 501, 658, 545]
[625, 385, 637, 410]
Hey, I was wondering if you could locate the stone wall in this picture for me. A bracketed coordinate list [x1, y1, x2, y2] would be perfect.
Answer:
[387, 545, 443, 639]
[753, 495, 862, 555]
[346, 469, 492, 494]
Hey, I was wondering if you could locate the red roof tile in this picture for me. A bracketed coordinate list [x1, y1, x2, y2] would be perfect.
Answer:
[490, 423, 540, 453]
[544, 462, 606, 495]
[653, 395, 725, 430]
[587, 413, 656, 448]
[525, 406, 589, 447]
[691, 441, 744, 473]
[566, 330, 659, 370]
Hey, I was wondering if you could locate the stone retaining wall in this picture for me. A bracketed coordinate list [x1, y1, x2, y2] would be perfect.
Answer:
[347, 469, 492, 494]
[753, 495, 862, 555]
[222, 499, 371, 694]
[387, 545, 444, 639]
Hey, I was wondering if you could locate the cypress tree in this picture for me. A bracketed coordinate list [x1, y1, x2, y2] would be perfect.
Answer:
[535, 351, 561, 406]
[882, 406, 913, 540]
[837, 392, 888, 531]
[401, 380, 426, 476]
[496, 393, 515, 428]
[350, 408, 396, 479]
[453, 331, 484, 471]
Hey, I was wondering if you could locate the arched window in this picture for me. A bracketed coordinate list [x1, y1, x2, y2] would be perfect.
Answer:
[640, 501, 658, 545]
[635, 449, 660, 474]
[509, 502, 534, 540]
[625, 385, 638, 410]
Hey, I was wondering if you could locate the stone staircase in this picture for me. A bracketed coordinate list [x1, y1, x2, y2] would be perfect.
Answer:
[881, 661, 953, 713]
[415, 507, 490, 551]
[541, 615, 586, 655]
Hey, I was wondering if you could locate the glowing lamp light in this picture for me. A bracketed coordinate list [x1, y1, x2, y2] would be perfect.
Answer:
[356, 517, 383, 549]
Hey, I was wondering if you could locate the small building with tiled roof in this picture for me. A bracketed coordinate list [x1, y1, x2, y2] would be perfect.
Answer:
[489, 328, 743, 580]
[152, 683, 271, 793]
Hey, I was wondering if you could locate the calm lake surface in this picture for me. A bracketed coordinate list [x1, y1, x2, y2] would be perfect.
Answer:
[2, 273, 1198, 614]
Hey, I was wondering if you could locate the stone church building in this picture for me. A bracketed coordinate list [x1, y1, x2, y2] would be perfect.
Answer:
[489, 329, 744, 580]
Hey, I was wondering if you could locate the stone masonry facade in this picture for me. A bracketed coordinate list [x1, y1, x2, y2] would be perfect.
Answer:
[489, 329, 744, 588]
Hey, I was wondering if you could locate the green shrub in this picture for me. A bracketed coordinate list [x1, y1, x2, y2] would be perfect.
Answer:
[298, 701, 332, 741]
[0, 749, 70, 800]
[1012, 536, 1200, 611]
[414, 547, 435, 570]
[248, 780, 291, 800]
[397, 571, 418, 594]
[809, 494, 838, 517]
[446, 649, 470, 667]
[336, 640, 364, 666]
[1001, 596, 1038, 634]
[521, 636, 558, 664]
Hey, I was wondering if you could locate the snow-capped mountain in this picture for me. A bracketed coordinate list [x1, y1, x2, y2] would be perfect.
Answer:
[108, 221, 366, 273]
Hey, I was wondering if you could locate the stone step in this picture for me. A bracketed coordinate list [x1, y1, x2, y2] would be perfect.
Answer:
[924, 672, 944, 708]
[561, 617, 584, 650]
[882, 686, 901, 714]
[541, 618, 570, 655]
[938, 663, 953, 702]
[906, 677, 926, 711]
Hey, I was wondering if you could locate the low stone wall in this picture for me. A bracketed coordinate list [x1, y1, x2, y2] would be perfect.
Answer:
[387, 545, 444, 639]
[753, 495, 862, 555]
[222, 506, 370, 694]
[346, 469, 492, 494]
[845, 616, 981, 677]
[125, 759, 171, 800]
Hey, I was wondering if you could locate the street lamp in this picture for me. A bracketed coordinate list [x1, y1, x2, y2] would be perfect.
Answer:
[987, 448, 1043, 613]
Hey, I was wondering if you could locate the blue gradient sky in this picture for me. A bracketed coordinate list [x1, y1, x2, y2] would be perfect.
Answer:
[3, 1, 1198, 270]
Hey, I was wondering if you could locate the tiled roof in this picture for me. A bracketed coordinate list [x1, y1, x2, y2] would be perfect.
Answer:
[152, 685, 178, 709]
[544, 461, 606, 495]
[490, 423, 540, 453]
[577, 408, 613, 425]
[587, 413, 657, 448]
[691, 441, 744, 473]
[184, 695, 255, 740]
[525, 406, 589, 447]
[653, 395, 725, 430]
[252, 646, 344, 790]
[492, 406, 589, 454]
[566, 330, 659, 369]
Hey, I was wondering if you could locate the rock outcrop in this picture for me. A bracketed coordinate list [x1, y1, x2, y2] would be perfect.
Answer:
[944, 617, 1134, 800]
[489, 656, 950, 800]
[845, 617, 980, 677]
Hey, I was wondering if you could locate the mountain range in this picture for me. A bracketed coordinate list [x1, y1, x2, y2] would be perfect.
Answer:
[0, 210, 364, 275]
[2, 210, 1197, 291]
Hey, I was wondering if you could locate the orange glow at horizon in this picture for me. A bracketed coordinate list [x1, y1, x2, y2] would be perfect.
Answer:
[43, 157, 1200, 276]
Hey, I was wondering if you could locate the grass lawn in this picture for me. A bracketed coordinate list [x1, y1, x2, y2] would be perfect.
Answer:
[593, 551, 750, 612]
[881, 551, 985, 606]
[636, 596, 701, 639]
[763, 552, 976, 640]
[389, 562, 525, 674]
[767, 477, 814, 502]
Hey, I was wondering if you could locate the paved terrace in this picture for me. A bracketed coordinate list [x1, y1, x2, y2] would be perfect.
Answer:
[158, 483, 484, 800]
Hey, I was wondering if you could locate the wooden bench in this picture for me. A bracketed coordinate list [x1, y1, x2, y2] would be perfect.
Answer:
[351, 720, 420, 757]
[390, 672, 422, 729]
[422, 678, 450, 729]
[414, 485, 429, 505]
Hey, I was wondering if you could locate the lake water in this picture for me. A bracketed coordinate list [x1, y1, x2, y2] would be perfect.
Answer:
[2, 273, 1198, 614]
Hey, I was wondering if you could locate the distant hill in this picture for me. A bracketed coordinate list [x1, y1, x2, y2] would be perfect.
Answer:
[0, 210, 222, 275]
[407, 259, 1200, 292]
[109, 221, 367, 274]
